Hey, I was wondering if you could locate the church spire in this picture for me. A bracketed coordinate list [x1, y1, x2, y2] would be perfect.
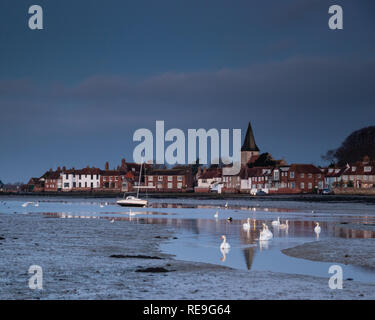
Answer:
[241, 122, 259, 152]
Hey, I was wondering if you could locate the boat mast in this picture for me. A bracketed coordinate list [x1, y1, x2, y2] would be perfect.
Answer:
[136, 157, 143, 199]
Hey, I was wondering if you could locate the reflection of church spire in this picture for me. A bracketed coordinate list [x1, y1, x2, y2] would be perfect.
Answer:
[241, 122, 259, 152]
[242, 247, 255, 270]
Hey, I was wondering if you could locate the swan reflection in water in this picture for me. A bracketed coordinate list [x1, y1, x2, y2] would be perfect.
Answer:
[220, 246, 229, 262]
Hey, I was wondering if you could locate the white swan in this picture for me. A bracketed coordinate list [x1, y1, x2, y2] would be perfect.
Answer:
[271, 217, 280, 226]
[314, 222, 321, 235]
[243, 218, 251, 230]
[110, 218, 115, 223]
[224, 202, 228, 208]
[34, 202, 39, 207]
[99, 203, 104, 208]
[22, 201, 33, 207]
[259, 224, 273, 241]
[263, 223, 273, 238]
[214, 211, 219, 219]
[220, 235, 230, 250]
[279, 220, 289, 230]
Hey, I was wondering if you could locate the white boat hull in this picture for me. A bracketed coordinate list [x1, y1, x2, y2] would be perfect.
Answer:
[116, 198, 148, 207]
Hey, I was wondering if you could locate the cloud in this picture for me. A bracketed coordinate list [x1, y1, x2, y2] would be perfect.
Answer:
[1, 55, 375, 132]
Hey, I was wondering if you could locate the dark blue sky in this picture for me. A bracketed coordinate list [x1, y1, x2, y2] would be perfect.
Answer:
[1, 0, 375, 182]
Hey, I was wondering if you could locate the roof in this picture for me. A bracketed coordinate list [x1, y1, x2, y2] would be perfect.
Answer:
[241, 122, 259, 152]
[146, 168, 190, 176]
[100, 170, 127, 176]
[63, 168, 102, 175]
[41, 170, 62, 180]
[198, 168, 222, 179]
[289, 164, 322, 174]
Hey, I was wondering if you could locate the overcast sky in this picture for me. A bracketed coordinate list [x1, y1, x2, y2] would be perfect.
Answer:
[1, 0, 375, 182]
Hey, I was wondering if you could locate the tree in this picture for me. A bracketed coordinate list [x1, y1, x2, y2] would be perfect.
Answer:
[322, 126, 375, 165]
[248, 153, 277, 168]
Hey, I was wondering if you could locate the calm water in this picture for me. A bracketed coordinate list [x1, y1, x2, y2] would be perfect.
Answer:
[1, 196, 375, 283]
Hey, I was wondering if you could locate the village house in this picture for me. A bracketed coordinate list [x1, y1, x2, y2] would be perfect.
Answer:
[280, 164, 325, 193]
[144, 167, 193, 192]
[239, 167, 273, 193]
[195, 167, 222, 193]
[42, 168, 62, 192]
[325, 156, 375, 189]
[61, 167, 101, 191]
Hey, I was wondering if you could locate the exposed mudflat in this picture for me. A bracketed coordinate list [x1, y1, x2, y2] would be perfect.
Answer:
[1, 213, 375, 300]
[282, 238, 375, 270]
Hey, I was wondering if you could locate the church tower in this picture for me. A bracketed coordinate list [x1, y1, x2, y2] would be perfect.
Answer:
[241, 122, 260, 166]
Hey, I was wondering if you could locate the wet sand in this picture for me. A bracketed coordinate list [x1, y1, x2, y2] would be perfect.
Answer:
[1, 213, 375, 299]
[282, 222, 375, 270]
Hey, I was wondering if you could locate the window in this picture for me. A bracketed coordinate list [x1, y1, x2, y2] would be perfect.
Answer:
[91, 182, 93, 188]
[91, 174, 93, 180]
[168, 176, 172, 182]
[64, 183, 69, 188]
[300, 182, 304, 189]
[79, 174, 81, 180]
[73, 182, 76, 188]
[352, 166, 356, 172]
[177, 183, 182, 189]
[364, 166, 372, 172]
[274, 170, 279, 180]
[177, 176, 182, 181]
[148, 176, 153, 181]
[157, 183, 162, 189]
[308, 182, 312, 189]
[79, 182, 81, 188]
[308, 173, 312, 178]
[290, 172, 295, 178]
[66, 174, 68, 179]
[148, 182, 153, 187]
[115, 177, 118, 181]
[301, 173, 304, 178]
[363, 175, 368, 181]
[290, 182, 295, 189]
[158, 176, 163, 182]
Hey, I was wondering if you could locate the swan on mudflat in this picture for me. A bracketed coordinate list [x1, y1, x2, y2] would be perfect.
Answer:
[110, 219, 115, 223]
[214, 211, 219, 219]
[220, 235, 231, 250]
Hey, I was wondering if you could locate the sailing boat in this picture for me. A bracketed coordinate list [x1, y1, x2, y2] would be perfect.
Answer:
[116, 158, 148, 208]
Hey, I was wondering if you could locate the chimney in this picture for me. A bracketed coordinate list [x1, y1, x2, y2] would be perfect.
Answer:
[203, 167, 207, 174]
[105, 161, 109, 171]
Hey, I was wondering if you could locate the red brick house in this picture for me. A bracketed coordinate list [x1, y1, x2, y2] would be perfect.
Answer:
[144, 167, 193, 192]
[42, 169, 62, 192]
[278, 164, 324, 193]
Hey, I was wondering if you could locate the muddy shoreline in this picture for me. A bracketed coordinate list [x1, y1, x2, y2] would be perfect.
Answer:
[1, 212, 375, 299]
[282, 223, 375, 270]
